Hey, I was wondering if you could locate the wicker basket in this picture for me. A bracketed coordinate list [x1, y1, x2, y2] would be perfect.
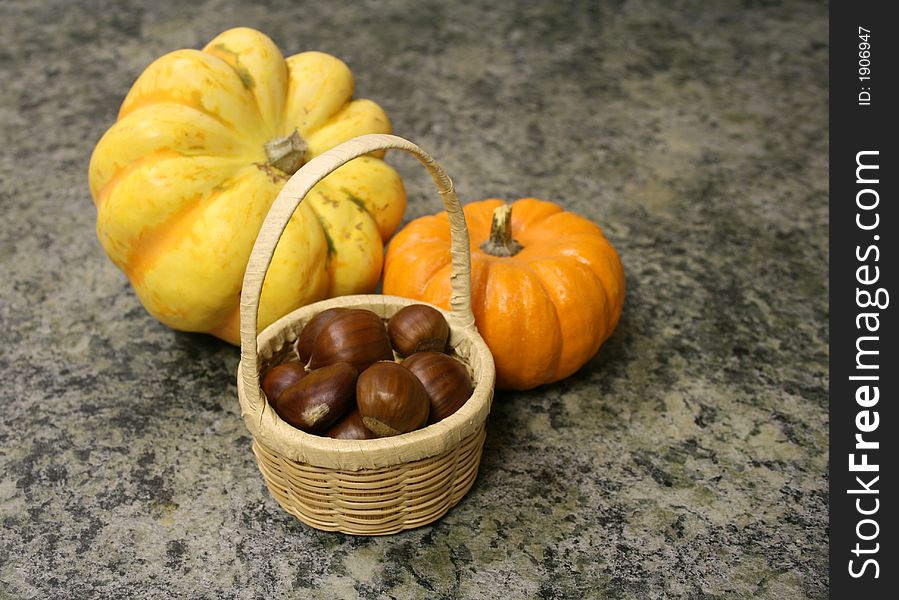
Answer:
[236, 134, 496, 535]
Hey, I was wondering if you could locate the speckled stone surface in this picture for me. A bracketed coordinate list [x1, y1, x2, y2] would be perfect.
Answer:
[0, 0, 828, 598]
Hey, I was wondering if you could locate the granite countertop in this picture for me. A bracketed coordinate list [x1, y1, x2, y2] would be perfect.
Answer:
[0, 1, 828, 598]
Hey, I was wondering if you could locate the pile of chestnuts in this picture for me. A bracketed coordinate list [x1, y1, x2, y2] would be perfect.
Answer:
[260, 304, 474, 440]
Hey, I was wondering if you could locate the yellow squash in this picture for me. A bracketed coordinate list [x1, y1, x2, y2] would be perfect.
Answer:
[88, 27, 406, 344]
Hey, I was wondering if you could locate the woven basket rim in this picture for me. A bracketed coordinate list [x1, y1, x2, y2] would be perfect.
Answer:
[238, 294, 495, 470]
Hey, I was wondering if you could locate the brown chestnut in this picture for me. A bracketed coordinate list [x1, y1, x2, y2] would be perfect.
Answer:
[402, 352, 473, 423]
[273, 362, 357, 433]
[357, 361, 429, 437]
[387, 304, 449, 356]
[324, 408, 377, 440]
[261, 362, 307, 404]
[294, 307, 349, 364]
[308, 309, 393, 372]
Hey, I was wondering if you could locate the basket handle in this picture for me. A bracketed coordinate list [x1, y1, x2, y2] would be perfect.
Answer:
[239, 134, 474, 404]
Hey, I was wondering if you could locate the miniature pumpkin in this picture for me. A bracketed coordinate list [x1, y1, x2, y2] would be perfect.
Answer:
[88, 27, 406, 344]
[383, 198, 624, 390]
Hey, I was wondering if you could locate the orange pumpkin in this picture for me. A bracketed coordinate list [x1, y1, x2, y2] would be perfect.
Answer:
[383, 198, 625, 390]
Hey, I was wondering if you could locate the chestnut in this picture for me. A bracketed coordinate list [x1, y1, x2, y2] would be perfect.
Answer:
[324, 408, 377, 440]
[387, 304, 449, 356]
[273, 362, 357, 433]
[402, 352, 473, 423]
[294, 307, 349, 364]
[357, 361, 429, 437]
[308, 309, 393, 372]
[261, 362, 307, 404]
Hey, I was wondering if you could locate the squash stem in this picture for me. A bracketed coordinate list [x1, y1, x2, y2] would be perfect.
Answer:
[264, 130, 307, 175]
[480, 203, 523, 257]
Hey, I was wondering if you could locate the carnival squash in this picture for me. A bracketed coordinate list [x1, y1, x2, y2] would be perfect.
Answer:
[88, 27, 406, 344]
[383, 199, 624, 390]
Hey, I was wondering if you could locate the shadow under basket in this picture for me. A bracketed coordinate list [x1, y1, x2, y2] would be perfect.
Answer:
[236, 135, 496, 535]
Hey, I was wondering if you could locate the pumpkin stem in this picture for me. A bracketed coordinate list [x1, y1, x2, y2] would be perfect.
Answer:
[480, 203, 523, 257]
[264, 130, 307, 175]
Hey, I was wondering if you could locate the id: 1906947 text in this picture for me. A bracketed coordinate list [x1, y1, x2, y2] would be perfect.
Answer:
[858, 27, 872, 106]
